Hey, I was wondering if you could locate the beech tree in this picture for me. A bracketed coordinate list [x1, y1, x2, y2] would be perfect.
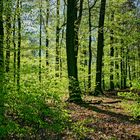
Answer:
[94, 0, 106, 95]
[17, 0, 21, 91]
[0, 0, 4, 124]
[5, 0, 12, 73]
[66, 0, 83, 102]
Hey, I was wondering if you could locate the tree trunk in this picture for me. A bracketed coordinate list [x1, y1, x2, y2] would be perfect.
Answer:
[115, 47, 120, 88]
[94, 0, 106, 95]
[46, 0, 49, 69]
[13, 6, 17, 83]
[17, 0, 21, 92]
[66, 0, 82, 102]
[5, 0, 11, 73]
[87, 0, 92, 93]
[39, 0, 42, 82]
[0, 0, 5, 125]
[55, 0, 60, 77]
[120, 46, 124, 89]
[110, 12, 114, 90]
[128, 48, 132, 87]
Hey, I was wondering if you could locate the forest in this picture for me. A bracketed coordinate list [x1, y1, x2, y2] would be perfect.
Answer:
[0, 0, 140, 139]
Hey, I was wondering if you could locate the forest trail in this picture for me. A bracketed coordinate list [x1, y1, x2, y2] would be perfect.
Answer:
[65, 95, 140, 140]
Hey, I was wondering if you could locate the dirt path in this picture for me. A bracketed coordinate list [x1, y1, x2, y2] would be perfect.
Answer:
[65, 96, 140, 140]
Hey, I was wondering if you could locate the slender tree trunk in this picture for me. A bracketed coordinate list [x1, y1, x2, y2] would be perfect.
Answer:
[66, 0, 82, 102]
[132, 55, 136, 80]
[87, 0, 92, 93]
[120, 45, 127, 89]
[120, 46, 124, 89]
[13, 7, 17, 83]
[75, 0, 83, 65]
[124, 48, 127, 88]
[115, 47, 120, 88]
[110, 12, 114, 90]
[39, 0, 42, 82]
[60, 1, 66, 77]
[0, 0, 4, 125]
[55, 0, 60, 77]
[138, 44, 140, 77]
[17, 0, 21, 92]
[128, 48, 132, 87]
[5, 0, 11, 73]
[94, 0, 106, 95]
[46, 0, 49, 69]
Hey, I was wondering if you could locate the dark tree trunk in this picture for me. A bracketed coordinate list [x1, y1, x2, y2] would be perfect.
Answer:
[5, 0, 11, 73]
[110, 12, 114, 90]
[120, 46, 124, 89]
[17, 0, 21, 92]
[120, 45, 127, 89]
[39, 0, 42, 82]
[46, 0, 49, 69]
[55, 0, 60, 77]
[0, 0, 4, 124]
[66, 0, 82, 102]
[13, 6, 17, 83]
[132, 55, 136, 80]
[94, 0, 106, 95]
[115, 47, 120, 88]
[138, 44, 140, 77]
[87, 0, 92, 93]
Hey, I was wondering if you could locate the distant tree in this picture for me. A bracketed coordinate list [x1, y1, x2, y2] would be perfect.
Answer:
[13, 4, 17, 83]
[39, 0, 42, 82]
[94, 0, 106, 95]
[55, 0, 60, 77]
[110, 12, 114, 90]
[5, 0, 12, 73]
[17, 0, 21, 91]
[45, 0, 49, 69]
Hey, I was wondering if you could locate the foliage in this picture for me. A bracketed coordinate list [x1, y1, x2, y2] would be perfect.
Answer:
[0, 76, 70, 139]
[118, 91, 140, 119]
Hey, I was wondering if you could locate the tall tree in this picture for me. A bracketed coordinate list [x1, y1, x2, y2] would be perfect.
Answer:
[17, 0, 21, 92]
[39, 0, 42, 82]
[87, 0, 97, 93]
[13, 2, 18, 83]
[55, 0, 60, 77]
[110, 12, 114, 90]
[46, 0, 49, 68]
[66, 0, 82, 102]
[94, 0, 106, 95]
[0, 0, 4, 124]
[5, 0, 12, 72]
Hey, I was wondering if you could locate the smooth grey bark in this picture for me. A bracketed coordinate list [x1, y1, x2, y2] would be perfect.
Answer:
[87, 0, 98, 93]
[39, 0, 42, 82]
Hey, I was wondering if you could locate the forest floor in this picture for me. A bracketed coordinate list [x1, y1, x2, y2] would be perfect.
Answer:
[63, 93, 140, 140]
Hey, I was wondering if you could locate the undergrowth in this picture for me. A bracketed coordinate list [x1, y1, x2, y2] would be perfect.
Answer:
[118, 91, 140, 119]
